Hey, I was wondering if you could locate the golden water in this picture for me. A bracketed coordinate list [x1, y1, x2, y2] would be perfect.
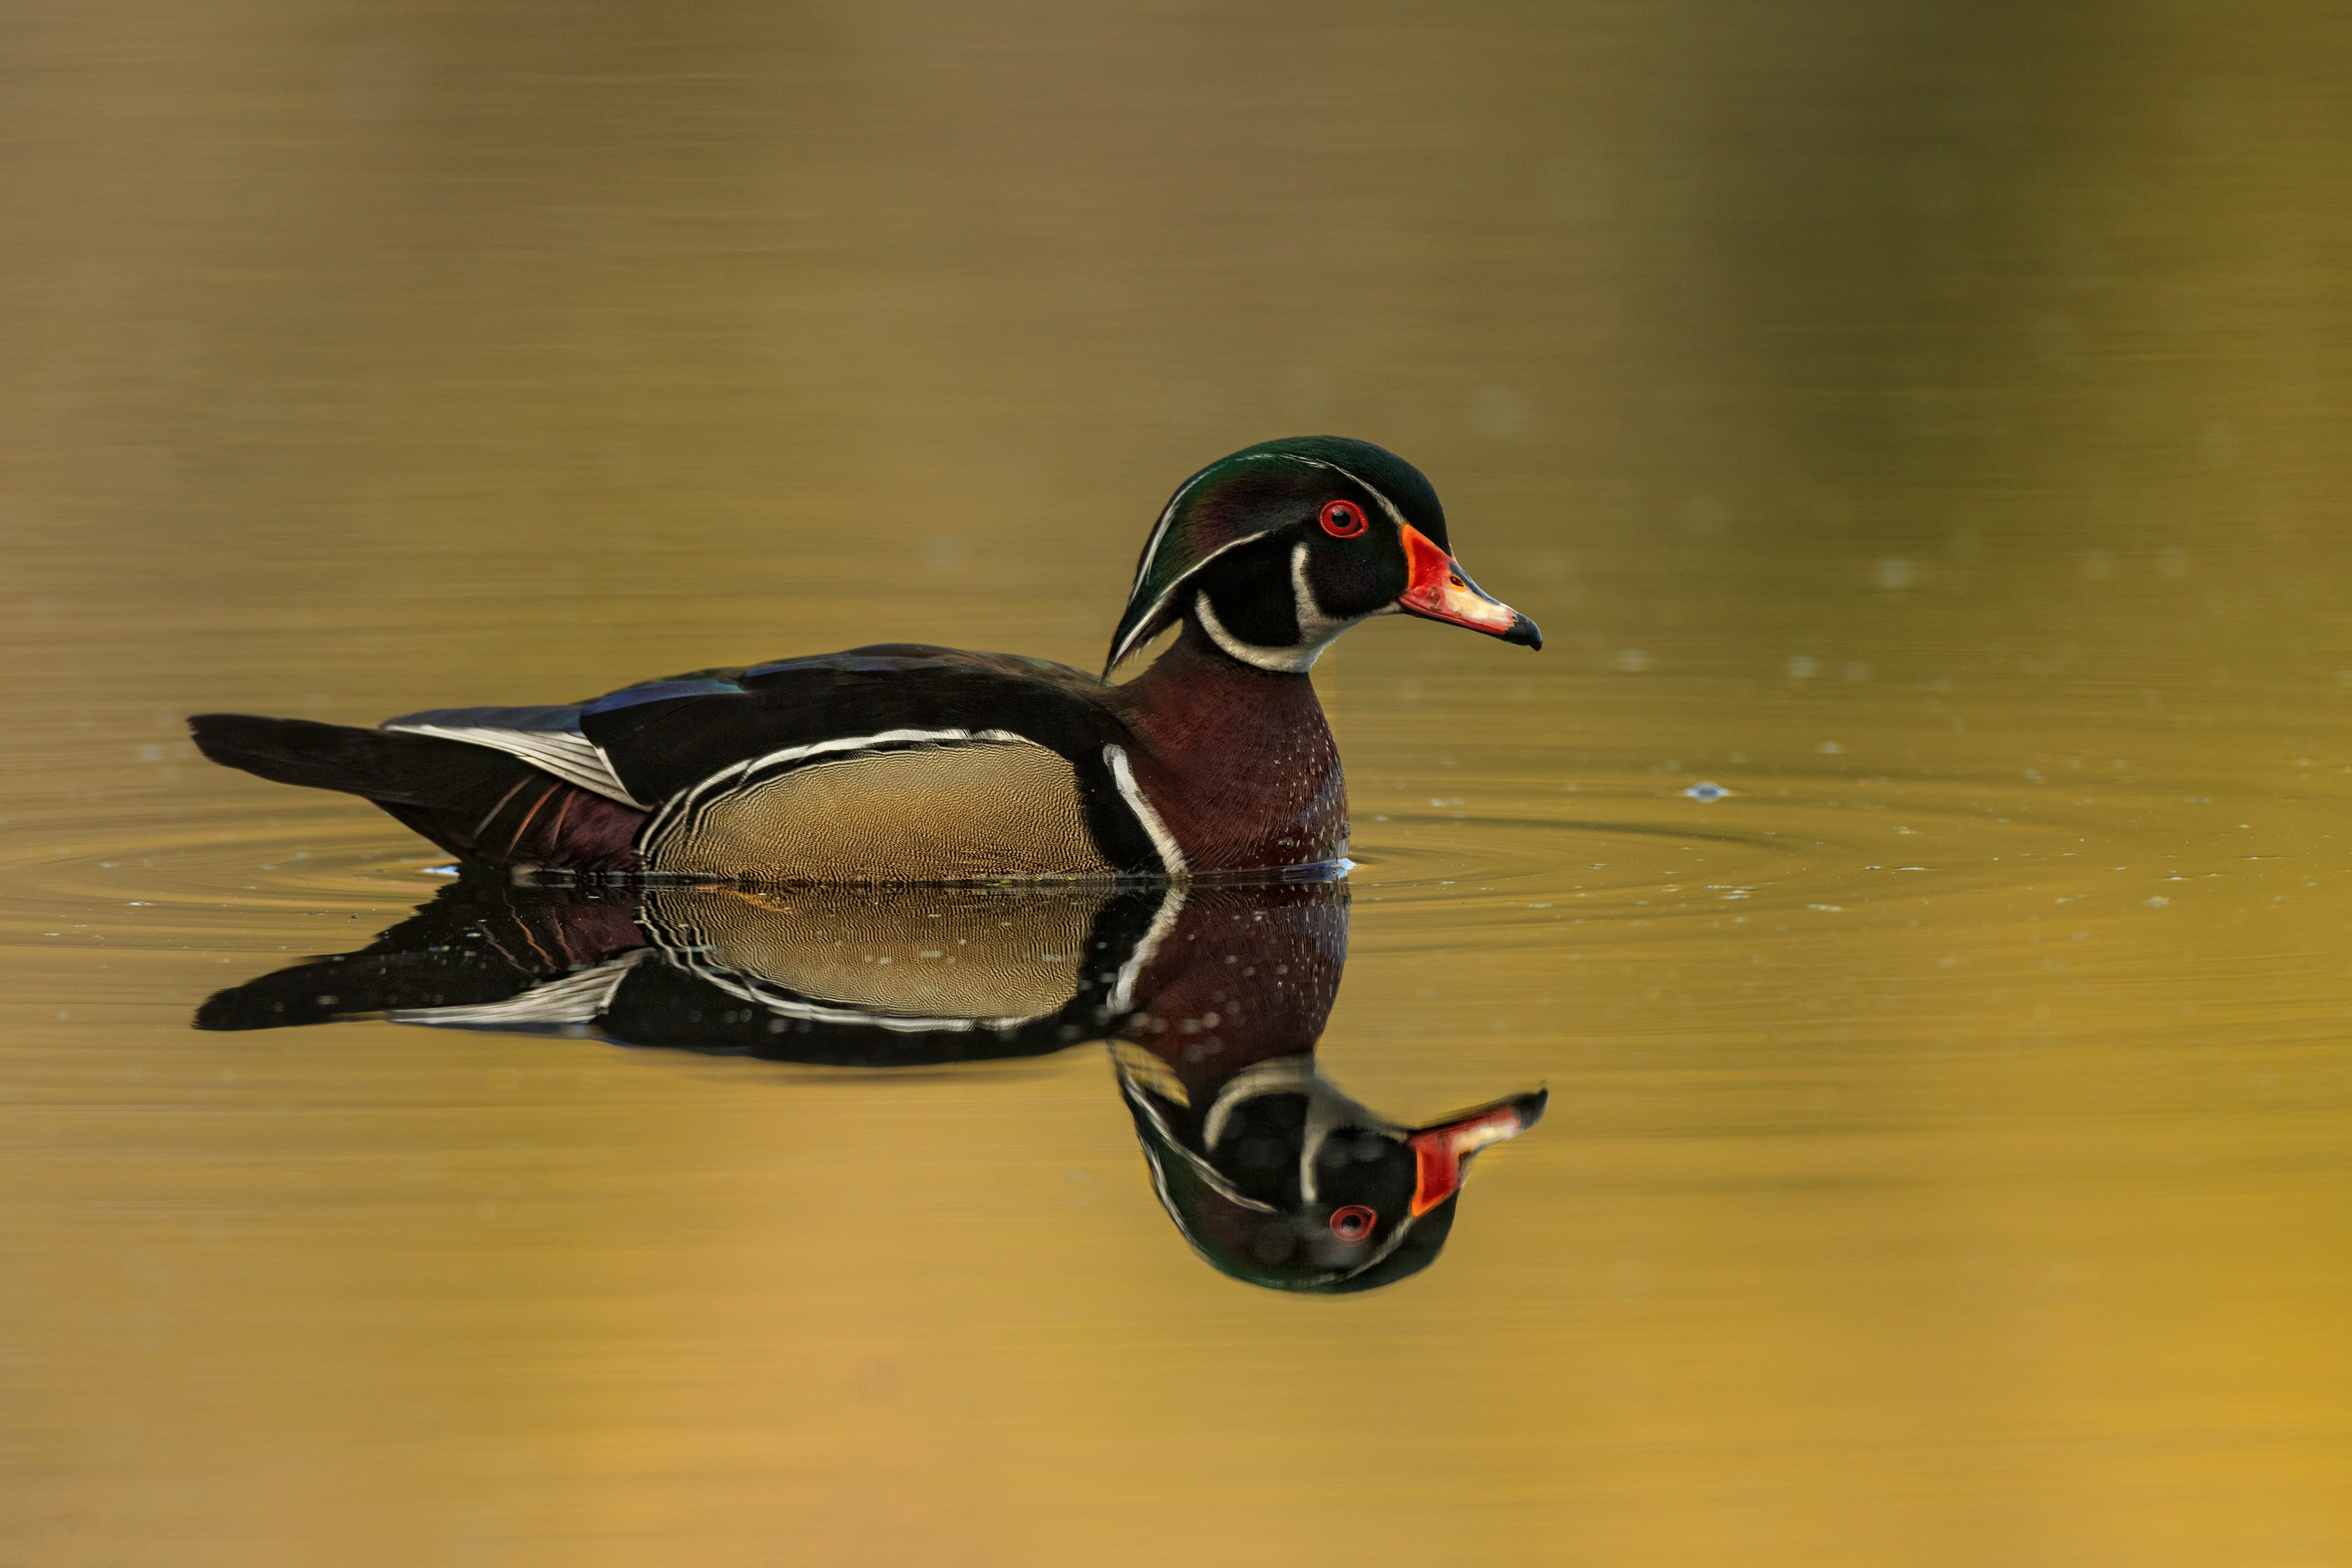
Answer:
[5, 2, 2352, 1563]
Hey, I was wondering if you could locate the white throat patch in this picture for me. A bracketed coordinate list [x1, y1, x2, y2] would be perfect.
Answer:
[1193, 541, 1361, 674]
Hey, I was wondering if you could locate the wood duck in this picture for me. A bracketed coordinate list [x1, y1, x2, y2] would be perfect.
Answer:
[200, 878, 1544, 1292]
[190, 436, 1539, 882]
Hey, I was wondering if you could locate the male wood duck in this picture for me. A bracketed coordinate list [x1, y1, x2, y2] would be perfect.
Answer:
[199, 878, 1544, 1292]
[191, 436, 1539, 882]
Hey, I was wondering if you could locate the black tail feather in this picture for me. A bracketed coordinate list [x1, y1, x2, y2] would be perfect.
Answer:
[191, 714, 514, 808]
[189, 714, 644, 871]
[193, 883, 644, 1030]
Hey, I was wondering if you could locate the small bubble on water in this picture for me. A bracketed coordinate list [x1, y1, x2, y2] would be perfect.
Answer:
[1471, 385, 1529, 439]
[2198, 420, 2239, 467]
[1683, 781, 1728, 801]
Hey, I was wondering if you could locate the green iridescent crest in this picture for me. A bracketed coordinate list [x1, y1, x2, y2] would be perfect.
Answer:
[1104, 436, 1450, 672]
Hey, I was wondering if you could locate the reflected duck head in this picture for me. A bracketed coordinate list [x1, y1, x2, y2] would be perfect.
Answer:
[1115, 1049, 1546, 1294]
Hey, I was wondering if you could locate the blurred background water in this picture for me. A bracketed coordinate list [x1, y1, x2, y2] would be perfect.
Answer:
[5, 1, 2352, 1564]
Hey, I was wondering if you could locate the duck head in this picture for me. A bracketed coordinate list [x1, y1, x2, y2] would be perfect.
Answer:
[1106, 436, 1544, 674]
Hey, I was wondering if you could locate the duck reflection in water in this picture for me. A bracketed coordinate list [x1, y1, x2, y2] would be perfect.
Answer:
[198, 878, 1544, 1293]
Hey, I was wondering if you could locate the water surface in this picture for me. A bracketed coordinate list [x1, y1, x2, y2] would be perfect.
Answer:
[5, 3, 2352, 1565]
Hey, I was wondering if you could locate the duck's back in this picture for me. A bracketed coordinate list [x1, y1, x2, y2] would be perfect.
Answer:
[198, 645, 1183, 882]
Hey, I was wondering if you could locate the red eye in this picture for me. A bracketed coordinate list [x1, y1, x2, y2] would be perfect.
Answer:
[1330, 1205, 1377, 1241]
[1319, 499, 1368, 539]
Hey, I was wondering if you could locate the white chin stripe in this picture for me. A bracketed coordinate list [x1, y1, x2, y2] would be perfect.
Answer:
[1289, 540, 1351, 649]
[1196, 594, 1319, 673]
[1190, 550, 1360, 676]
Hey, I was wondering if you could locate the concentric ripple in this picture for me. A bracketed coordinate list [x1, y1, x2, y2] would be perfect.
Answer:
[0, 746, 2315, 993]
[1341, 763, 2261, 955]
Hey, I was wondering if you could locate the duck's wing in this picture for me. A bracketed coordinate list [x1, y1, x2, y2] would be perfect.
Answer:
[384, 646, 1176, 878]
[377, 698, 649, 806]
[380, 646, 1110, 806]
[571, 648, 1118, 799]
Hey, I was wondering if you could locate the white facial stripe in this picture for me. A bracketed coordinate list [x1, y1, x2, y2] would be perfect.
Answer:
[1130, 457, 1275, 595]
[1202, 1058, 1395, 1215]
[1104, 744, 1188, 876]
[1271, 454, 1412, 529]
[1297, 1071, 1386, 1203]
[1112, 530, 1266, 668]
[1289, 541, 1348, 646]
[1115, 452, 1413, 667]
[1194, 592, 1319, 674]
[1129, 451, 1307, 601]
[1203, 1055, 1319, 1150]
[1120, 1078, 1280, 1214]
[1187, 545, 1362, 675]
[1129, 1053, 1437, 1281]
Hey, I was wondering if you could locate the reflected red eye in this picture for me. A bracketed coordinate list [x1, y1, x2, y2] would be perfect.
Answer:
[1319, 499, 1368, 538]
[1330, 1205, 1377, 1241]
